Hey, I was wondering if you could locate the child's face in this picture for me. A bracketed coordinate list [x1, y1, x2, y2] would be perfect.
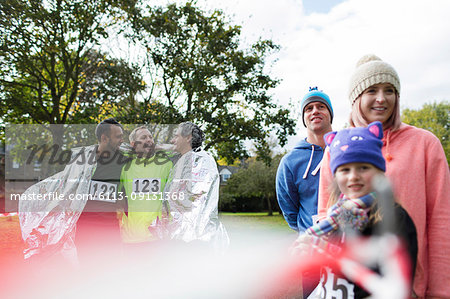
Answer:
[335, 162, 381, 199]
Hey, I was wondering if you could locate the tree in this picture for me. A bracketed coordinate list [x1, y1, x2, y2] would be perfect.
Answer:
[123, 2, 295, 163]
[1, 1, 296, 164]
[221, 155, 282, 215]
[402, 101, 449, 164]
[0, 0, 144, 130]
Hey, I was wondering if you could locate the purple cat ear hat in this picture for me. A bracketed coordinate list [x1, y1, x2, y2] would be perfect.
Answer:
[324, 121, 386, 174]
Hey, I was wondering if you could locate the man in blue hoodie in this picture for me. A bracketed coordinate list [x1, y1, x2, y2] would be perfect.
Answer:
[276, 87, 333, 297]
[276, 87, 333, 232]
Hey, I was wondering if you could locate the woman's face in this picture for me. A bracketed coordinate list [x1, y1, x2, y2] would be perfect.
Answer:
[335, 162, 381, 199]
[359, 83, 396, 124]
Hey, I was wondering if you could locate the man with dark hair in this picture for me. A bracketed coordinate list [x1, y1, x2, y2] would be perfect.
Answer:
[94, 118, 124, 153]
[95, 118, 121, 139]
[19, 117, 128, 265]
[75, 118, 128, 264]
[164, 122, 229, 251]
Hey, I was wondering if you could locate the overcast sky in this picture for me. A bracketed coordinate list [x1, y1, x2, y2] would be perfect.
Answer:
[155, 0, 450, 150]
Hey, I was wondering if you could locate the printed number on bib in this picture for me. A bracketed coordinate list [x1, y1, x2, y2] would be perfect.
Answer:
[89, 180, 117, 202]
[133, 178, 161, 194]
[317, 267, 354, 299]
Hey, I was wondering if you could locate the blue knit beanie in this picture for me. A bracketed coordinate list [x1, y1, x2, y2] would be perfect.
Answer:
[324, 121, 385, 174]
[300, 87, 334, 127]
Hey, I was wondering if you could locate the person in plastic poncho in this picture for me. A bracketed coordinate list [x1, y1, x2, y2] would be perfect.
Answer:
[119, 126, 173, 245]
[164, 122, 229, 252]
[19, 118, 128, 265]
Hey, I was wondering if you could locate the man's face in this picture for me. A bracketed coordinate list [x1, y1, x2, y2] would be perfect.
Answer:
[104, 125, 124, 152]
[131, 128, 155, 156]
[303, 101, 332, 133]
[171, 127, 192, 154]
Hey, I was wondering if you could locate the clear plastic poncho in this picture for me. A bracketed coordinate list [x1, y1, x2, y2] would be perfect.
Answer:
[18, 145, 97, 261]
[164, 149, 229, 252]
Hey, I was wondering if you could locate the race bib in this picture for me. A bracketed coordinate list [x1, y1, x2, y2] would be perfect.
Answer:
[316, 267, 355, 299]
[132, 178, 161, 194]
[89, 180, 117, 202]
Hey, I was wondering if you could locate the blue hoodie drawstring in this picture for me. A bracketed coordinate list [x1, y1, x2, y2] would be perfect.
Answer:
[303, 145, 314, 179]
[303, 145, 322, 179]
[311, 156, 322, 176]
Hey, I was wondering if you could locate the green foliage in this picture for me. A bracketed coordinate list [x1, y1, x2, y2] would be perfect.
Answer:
[0, 1, 295, 165]
[402, 101, 449, 164]
[220, 155, 282, 214]
[125, 2, 295, 163]
[0, 0, 144, 126]
[74, 51, 145, 123]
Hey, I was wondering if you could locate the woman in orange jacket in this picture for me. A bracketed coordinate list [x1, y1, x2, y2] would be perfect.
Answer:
[317, 54, 450, 298]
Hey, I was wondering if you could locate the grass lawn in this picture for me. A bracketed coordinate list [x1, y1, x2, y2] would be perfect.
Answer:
[0, 212, 298, 261]
[220, 212, 293, 232]
[219, 212, 298, 249]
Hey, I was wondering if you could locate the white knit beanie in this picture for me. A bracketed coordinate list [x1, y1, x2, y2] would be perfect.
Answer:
[348, 54, 401, 104]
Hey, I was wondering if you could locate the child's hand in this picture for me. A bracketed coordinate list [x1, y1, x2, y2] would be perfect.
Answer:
[289, 234, 314, 256]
